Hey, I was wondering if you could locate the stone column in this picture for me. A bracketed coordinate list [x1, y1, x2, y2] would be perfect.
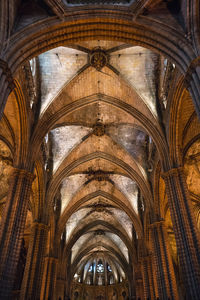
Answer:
[162, 167, 200, 299]
[147, 255, 158, 300]
[141, 255, 158, 300]
[135, 278, 144, 300]
[186, 64, 200, 119]
[56, 279, 65, 300]
[0, 59, 15, 118]
[149, 221, 179, 300]
[20, 222, 48, 300]
[0, 168, 34, 300]
[40, 256, 58, 300]
[141, 256, 151, 300]
[65, 251, 72, 299]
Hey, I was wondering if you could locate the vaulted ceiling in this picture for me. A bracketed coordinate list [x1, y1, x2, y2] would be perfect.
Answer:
[31, 40, 163, 284]
[0, 1, 200, 299]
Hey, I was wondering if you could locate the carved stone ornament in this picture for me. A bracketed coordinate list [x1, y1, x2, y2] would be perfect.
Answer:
[93, 122, 105, 136]
[90, 49, 108, 71]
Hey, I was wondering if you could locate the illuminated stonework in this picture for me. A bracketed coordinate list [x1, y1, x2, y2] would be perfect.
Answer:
[90, 49, 108, 71]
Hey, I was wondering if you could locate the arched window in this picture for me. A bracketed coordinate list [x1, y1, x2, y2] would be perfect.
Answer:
[107, 264, 112, 272]
[29, 58, 36, 77]
[88, 265, 93, 272]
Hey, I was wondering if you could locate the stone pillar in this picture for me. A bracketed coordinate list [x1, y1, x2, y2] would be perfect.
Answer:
[65, 251, 72, 299]
[0, 59, 15, 118]
[162, 167, 200, 299]
[40, 256, 58, 300]
[56, 279, 65, 300]
[186, 64, 200, 119]
[149, 221, 179, 300]
[135, 278, 144, 300]
[0, 168, 34, 300]
[147, 255, 158, 300]
[141, 256, 151, 300]
[141, 254, 158, 300]
[20, 222, 48, 300]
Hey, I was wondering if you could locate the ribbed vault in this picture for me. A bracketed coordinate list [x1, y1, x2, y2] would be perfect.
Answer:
[33, 41, 159, 295]
[0, 2, 200, 300]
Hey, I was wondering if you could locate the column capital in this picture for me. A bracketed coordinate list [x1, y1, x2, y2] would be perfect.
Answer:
[10, 167, 35, 182]
[149, 220, 165, 229]
[0, 59, 11, 73]
[140, 254, 152, 262]
[32, 222, 49, 231]
[135, 278, 143, 283]
[161, 167, 184, 179]
[44, 256, 58, 263]
[0, 58, 15, 90]
[183, 56, 200, 88]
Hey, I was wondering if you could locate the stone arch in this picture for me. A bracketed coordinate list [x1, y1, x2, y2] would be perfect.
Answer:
[46, 152, 152, 224]
[7, 16, 195, 74]
[57, 190, 142, 239]
[3, 80, 29, 168]
[30, 94, 170, 170]
[62, 219, 134, 259]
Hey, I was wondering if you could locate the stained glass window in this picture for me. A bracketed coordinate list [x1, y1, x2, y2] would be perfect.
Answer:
[97, 263, 104, 273]
[88, 265, 93, 272]
[107, 264, 112, 272]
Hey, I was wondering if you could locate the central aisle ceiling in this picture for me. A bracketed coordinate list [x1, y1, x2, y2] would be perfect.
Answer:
[34, 39, 162, 284]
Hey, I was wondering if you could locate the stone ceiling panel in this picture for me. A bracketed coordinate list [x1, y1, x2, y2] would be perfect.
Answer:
[106, 232, 129, 262]
[110, 46, 159, 116]
[107, 124, 148, 169]
[65, 208, 91, 242]
[39, 64, 156, 127]
[56, 102, 145, 130]
[72, 232, 92, 262]
[51, 125, 92, 172]
[61, 66, 155, 121]
[55, 133, 146, 180]
[61, 174, 88, 213]
[109, 208, 133, 240]
[110, 175, 138, 214]
[59, 179, 135, 226]
[38, 46, 87, 114]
